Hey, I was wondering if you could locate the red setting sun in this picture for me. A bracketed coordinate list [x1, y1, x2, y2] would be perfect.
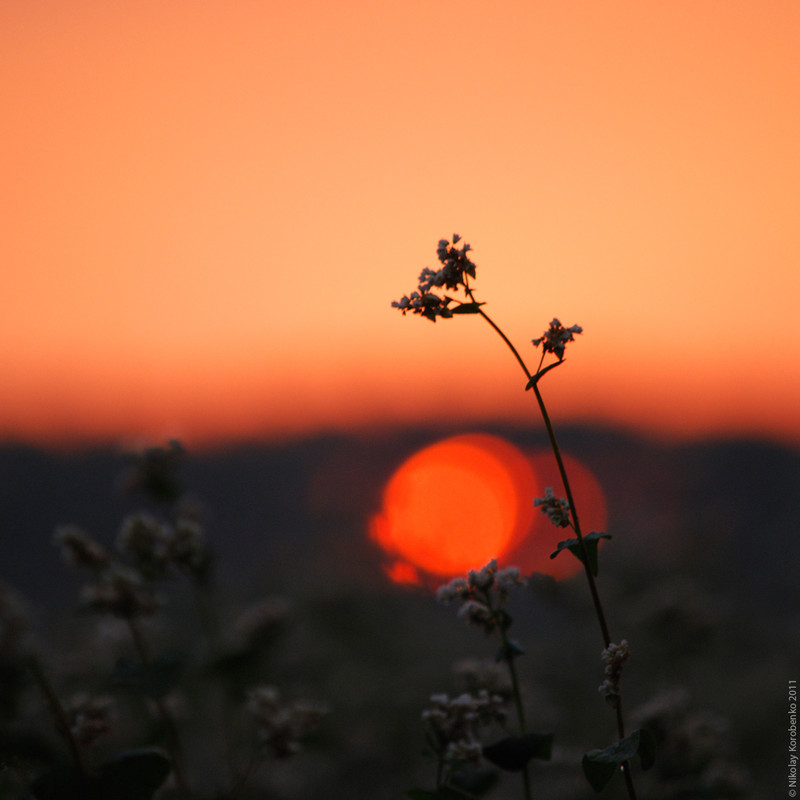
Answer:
[370, 433, 608, 586]
[370, 434, 535, 584]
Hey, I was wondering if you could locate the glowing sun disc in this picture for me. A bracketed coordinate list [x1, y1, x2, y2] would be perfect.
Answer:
[370, 434, 536, 577]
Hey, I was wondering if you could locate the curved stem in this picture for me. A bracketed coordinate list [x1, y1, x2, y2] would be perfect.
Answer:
[473, 302, 635, 797]
[485, 592, 531, 800]
[127, 618, 192, 797]
[472, 302, 612, 647]
[27, 656, 89, 779]
[528, 382, 612, 649]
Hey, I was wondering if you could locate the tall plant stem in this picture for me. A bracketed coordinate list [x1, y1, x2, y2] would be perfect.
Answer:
[473, 303, 637, 800]
[473, 304, 611, 644]
[127, 618, 192, 797]
[488, 593, 532, 800]
[27, 656, 89, 779]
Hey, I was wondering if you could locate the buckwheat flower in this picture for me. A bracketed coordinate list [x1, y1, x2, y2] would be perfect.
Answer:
[468, 558, 498, 591]
[54, 526, 110, 569]
[233, 597, 290, 648]
[121, 439, 185, 503]
[531, 318, 583, 360]
[493, 566, 522, 601]
[392, 236, 478, 322]
[445, 738, 483, 764]
[79, 566, 159, 618]
[246, 685, 328, 759]
[66, 693, 115, 747]
[458, 599, 495, 631]
[116, 514, 171, 579]
[433, 236, 476, 290]
[598, 639, 631, 707]
[438, 559, 523, 614]
[169, 516, 211, 578]
[392, 290, 453, 322]
[416, 267, 446, 291]
[453, 658, 511, 697]
[391, 294, 412, 311]
[422, 690, 506, 765]
[436, 577, 471, 604]
[534, 487, 571, 528]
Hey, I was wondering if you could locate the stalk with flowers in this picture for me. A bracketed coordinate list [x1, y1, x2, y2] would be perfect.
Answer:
[5, 442, 327, 800]
[394, 237, 654, 798]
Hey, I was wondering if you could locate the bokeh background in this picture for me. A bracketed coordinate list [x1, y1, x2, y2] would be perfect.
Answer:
[2, 2, 799, 798]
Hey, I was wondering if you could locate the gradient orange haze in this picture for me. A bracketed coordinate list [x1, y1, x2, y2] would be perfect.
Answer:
[2, 1, 799, 446]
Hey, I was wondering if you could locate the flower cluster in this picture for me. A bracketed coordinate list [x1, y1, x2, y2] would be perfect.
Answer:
[532, 318, 583, 360]
[437, 559, 523, 635]
[422, 690, 506, 765]
[391, 291, 454, 322]
[120, 439, 185, 503]
[598, 640, 631, 707]
[55, 526, 111, 570]
[452, 658, 512, 698]
[246, 685, 328, 759]
[55, 511, 211, 618]
[232, 597, 290, 649]
[169, 516, 211, 578]
[392, 235, 477, 322]
[78, 566, 159, 618]
[533, 487, 572, 528]
[116, 514, 172, 580]
[116, 513, 210, 582]
[66, 693, 115, 747]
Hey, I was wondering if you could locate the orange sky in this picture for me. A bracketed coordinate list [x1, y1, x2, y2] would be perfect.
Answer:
[2, 0, 799, 446]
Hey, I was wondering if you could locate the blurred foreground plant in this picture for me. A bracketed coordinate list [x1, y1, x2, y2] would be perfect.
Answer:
[394, 237, 654, 799]
[1, 442, 326, 800]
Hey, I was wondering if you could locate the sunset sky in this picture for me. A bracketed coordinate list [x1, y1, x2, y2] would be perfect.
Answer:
[3, 0, 799, 447]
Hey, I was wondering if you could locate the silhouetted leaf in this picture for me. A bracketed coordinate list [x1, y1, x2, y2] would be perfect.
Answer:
[582, 729, 656, 792]
[494, 639, 525, 663]
[450, 302, 485, 315]
[550, 532, 611, 576]
[450, 765, 499, 796]
[31, 765, 98, 800]
[99, 749, 171, 800]
[524, 361, 563, 389]
[0, 729, 58, 764]
[482, 732, 553, 771]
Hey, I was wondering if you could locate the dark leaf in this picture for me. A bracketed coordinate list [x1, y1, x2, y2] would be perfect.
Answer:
[450, 765, 499, 796]
[450, 302, 485, 315]
[549, 532, 611, 577]
[482, 732, 553, 771]
[582, 730, 656, 792]
[100, 749, 172, 800]
[31, 765, 100, 800]
[494, 639, 525, 663]
[580, 756, 617, 793]
[524, 361, 563, 390]
[0, 729, 58, 763]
